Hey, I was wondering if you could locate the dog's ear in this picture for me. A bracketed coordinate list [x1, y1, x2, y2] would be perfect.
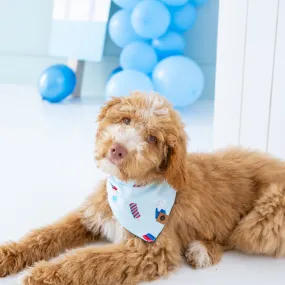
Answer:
[163, 131, 188, 191]
[158, 146, 172, 172]
[97, 97, 122, 121]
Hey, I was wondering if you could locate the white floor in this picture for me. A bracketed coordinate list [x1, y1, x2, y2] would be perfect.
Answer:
[0, 85, 284, 285]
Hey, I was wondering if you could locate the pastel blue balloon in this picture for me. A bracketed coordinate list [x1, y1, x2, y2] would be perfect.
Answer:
[152, 31, 185, 59]
[152, 56, 204, 107]
[131, 0, 170, 39]
[190, 0, 208, 7]
[38, 64, 76, 103]
[109, 10, 141, 48]
[170, 3, 196, 32]
[120, 41, 158, 74]
[108, 66, 123, 81]
[113, 0, 140, 10]
[106, 70, 154, 98]
[160, 0, 188, 6]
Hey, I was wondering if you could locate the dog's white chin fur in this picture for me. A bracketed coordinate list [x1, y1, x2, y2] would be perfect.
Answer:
[99, 158, 119, 177]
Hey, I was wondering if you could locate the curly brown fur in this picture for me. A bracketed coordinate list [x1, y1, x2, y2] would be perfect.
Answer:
[0, 211, 95, 277]
[1, 92, 285, 285]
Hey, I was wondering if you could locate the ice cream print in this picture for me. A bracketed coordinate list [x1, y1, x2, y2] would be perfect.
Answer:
[155, 200, 169, 225]
[111, 183, 118, 191]
[142, 233, 156, 242]
[129, 203, 141, 219]
[106, 176, 176, 243]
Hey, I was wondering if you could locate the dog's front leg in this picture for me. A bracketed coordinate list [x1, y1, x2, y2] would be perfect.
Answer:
[0, 211, 96, 277]
[185, 240, 223, 269]
[22, 237, 182, 285]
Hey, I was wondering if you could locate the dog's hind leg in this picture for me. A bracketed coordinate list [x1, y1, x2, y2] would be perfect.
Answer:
[228, 183, 285, 257]
[0, 210, 96, 277]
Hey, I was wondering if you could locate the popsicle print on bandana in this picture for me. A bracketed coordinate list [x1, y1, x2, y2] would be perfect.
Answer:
[129, 203, 141, 219]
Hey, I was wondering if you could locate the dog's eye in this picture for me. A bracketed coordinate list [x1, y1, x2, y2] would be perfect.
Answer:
[148, 135, 157, 143]
[122, 117, 131, 125]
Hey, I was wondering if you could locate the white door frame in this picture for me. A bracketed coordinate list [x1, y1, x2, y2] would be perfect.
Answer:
[213, 0, 284, 158]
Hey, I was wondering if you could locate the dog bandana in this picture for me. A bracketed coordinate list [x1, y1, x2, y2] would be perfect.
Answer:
[107, 176, 176, 242]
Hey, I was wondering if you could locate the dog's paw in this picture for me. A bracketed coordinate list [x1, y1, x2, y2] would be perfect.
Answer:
[185, 241, 212, 269]
[20, 261, 65, 285]
[0, 243, 21, 277]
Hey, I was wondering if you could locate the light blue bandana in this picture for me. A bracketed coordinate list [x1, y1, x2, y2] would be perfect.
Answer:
[107, 176, 176, 242]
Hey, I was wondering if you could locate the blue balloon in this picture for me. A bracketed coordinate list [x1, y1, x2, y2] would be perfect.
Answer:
[160, 0, 188, 6]
[106, 70, 154, 98]
[109, 10, 141, 48]
[170, 3, 196, 32]
[108, 66, 123, 81]
[152, 56, 204, 107]
[113, 0, 140, 10]
[190, 0, 208, 7]
[152, 31, 185, 59]
[38, 64, 76, 103]
[120, 41, 158, 74]
[131, 0, 170, 39]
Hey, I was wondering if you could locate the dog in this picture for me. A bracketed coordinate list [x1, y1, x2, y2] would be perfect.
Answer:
[1, 91, 285, 285]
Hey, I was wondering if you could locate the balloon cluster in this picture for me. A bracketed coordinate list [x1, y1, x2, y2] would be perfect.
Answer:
[106, 0, 207, 107]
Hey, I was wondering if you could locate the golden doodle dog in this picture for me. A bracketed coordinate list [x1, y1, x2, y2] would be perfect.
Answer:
[1, 92, 285, 285]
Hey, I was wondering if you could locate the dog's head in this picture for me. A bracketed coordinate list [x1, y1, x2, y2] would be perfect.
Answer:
[95, 92, 188, 189]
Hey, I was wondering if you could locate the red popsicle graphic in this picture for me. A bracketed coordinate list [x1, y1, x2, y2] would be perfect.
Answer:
[111, 183, 118, 191]
[129, 203, 141, 219]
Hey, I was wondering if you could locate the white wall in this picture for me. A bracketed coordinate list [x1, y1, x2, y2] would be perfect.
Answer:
[0, 0, 53, 55]
[0, 0, 218, 99]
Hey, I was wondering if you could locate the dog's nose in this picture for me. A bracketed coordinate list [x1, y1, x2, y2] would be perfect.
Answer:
[110, 143, 128, 160]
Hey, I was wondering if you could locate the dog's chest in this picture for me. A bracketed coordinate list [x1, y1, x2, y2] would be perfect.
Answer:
[100, 215, 127, 243]
[83, 205, 127, 243]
